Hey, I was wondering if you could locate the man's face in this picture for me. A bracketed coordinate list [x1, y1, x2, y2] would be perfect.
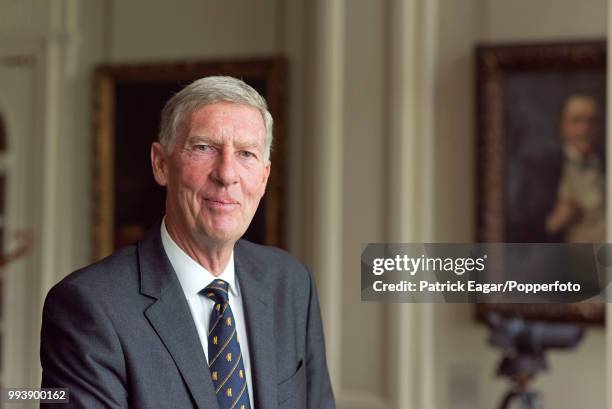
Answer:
[560, 96, 600, 157]
[152, 102, 270, 246]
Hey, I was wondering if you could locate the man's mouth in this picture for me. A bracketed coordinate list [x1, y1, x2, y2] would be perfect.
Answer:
[205, 198, 240, 207]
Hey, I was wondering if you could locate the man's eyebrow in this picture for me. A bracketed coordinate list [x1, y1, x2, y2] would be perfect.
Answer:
[236, 141, 263, 150]
[184, 135, 264, 150]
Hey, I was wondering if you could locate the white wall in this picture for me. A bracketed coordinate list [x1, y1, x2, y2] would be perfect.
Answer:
[108, 0, 280, 61]
[481, 0, 607, 42]
[340, 0, 387, 397]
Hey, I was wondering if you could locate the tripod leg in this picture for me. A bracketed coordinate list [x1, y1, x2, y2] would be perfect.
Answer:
[498, 391, 517, 409]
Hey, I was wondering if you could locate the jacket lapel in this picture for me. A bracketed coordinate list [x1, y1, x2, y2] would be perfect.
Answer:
[235, 242, 277, 409]
[138, 227, 219, 409]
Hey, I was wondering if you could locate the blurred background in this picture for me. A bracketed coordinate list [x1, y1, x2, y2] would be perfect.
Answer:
[0, 0, 611, 408]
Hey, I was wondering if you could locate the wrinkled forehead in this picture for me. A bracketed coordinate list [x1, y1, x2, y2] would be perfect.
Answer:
[180, 102, 266, 143]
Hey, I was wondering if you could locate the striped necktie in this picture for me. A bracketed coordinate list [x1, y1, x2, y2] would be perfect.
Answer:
[203, 279, 251, 409]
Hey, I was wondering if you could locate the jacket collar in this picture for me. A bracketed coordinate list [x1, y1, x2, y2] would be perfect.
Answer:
[138, 225, 278, 409]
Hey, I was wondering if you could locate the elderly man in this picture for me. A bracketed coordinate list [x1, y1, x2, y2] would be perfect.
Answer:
[40, 77, 335, 409]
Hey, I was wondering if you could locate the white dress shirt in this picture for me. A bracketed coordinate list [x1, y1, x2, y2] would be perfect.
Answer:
[160, 220, 254, 406]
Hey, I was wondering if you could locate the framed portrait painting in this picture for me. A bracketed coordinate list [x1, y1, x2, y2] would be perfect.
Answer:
[475, 41, 606, 323]
[93, 58, 286, 260]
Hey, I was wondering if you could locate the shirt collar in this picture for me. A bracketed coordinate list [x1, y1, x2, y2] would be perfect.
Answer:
[160, 218, 239, 297]
[564, 143, 584, 162]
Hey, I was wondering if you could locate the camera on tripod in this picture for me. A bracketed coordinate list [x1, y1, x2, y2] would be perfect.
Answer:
[485, 312, 584, 409]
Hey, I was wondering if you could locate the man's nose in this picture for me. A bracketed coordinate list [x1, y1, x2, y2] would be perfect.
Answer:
[211, 149, 239, 186]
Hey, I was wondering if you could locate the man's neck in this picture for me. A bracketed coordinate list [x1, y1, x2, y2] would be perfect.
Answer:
[164, 217, 234, 276]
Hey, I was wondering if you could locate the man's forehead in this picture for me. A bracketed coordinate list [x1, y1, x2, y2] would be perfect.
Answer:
[179, 103, 265, 142]
[182, 102, 265, 132]
[189, 102, 264, 126]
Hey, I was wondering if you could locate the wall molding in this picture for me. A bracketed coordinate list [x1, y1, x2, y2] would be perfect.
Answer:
[386, 0, 438, 408]
[310, 0, 345, 391]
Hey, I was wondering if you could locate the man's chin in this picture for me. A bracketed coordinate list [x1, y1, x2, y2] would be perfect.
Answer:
[197, 225, 243, 246]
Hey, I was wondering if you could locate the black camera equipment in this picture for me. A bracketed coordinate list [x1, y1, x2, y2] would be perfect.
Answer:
[485, 312, 584, 409]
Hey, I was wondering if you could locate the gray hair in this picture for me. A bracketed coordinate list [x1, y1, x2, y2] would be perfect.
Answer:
[158, 76, 274, 161]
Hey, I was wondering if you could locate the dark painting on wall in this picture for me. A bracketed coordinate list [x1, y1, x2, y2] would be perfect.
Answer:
[93, 58, 286, 260]
[475, 41, 606, 323]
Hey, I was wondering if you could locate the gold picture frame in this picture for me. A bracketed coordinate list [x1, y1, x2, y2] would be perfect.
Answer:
[475, 41, 606, 323]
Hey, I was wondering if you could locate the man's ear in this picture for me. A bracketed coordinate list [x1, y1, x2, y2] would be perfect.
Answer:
[151, 142, 169, 186]
[261, 161, 271, 192]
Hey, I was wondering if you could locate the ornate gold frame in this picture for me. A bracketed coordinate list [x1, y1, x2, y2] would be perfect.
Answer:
[475, 41, 606, 324]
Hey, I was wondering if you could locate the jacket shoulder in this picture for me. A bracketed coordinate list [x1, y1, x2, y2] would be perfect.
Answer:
[236, 239, 312, 287]
[236, 239, 303, 267]
[49, 245, 139, 298]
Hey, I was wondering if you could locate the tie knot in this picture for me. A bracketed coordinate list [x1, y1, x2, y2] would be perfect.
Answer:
[203, 279, 230, 303]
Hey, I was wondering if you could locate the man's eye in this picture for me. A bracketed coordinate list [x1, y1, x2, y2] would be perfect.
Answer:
[194, 144, 212, 151]
[240, 151, 256, 159]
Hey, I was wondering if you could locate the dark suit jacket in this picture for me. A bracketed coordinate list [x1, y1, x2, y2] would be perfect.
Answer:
[40, 226, 335, 409]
